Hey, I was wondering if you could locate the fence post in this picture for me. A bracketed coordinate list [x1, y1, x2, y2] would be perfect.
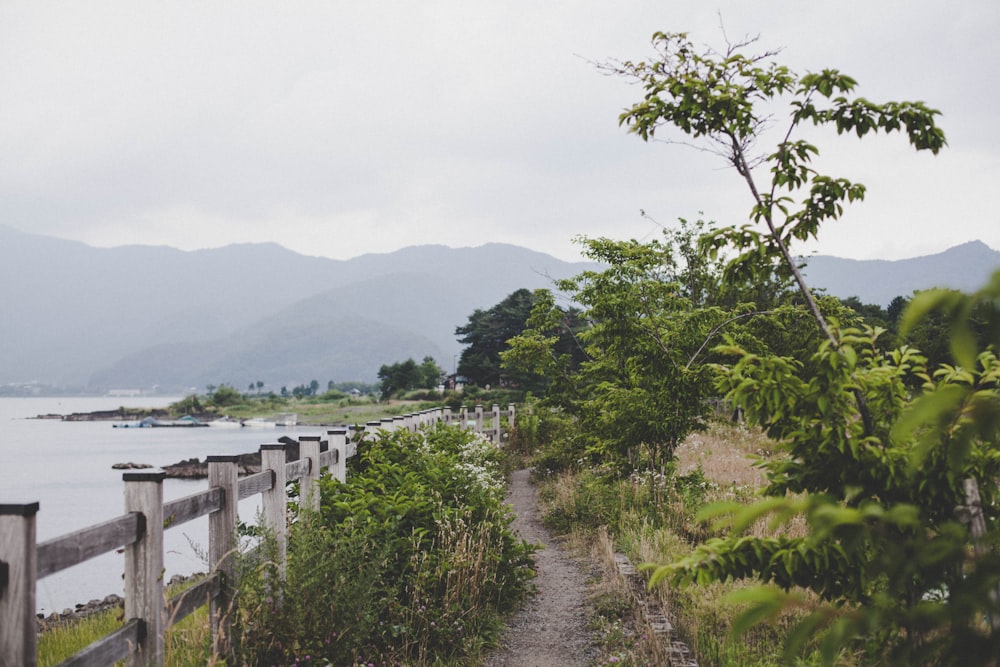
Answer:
[475, 404, 484, 434]
[123, 471, 165, 667]
[260, 444, 288, 579]
[207, 455, 239, 655]
[300, 436, 322, 513]
[460, 405, 468, 428]
[349, 424, 366, 456]
[328, 428, 348, 484]
[492, 404, 501, 444]
[508, 403, 516, 428]
[0, 502, 39, 667]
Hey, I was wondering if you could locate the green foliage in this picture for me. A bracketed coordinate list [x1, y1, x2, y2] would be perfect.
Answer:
[230, 424, 535, 665]
[612, 28, 1000, 665]
[609, 31, 943, 341]
[208, 383, 243, 407]
[378, 356, 444, 398]
[499, 288, 590, 398]
[456, 288, 539, 388]
[508, 225, 750, 474]
[169, 393, 205, 414]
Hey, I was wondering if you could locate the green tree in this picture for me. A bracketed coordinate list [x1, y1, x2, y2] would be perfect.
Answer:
[416, 355, 444, 389]
[607, 30, 1000, 664]
[506, 230, 743, 473]
[210, 383, 243, 407]
[378, 358, 418, 398]
[500, 288, 589, 398]
[378, 357, 442, 398]
[456, 289, 538, 387]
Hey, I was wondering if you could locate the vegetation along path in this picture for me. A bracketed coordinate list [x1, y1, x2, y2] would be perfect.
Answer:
[485, 468, 595, 667]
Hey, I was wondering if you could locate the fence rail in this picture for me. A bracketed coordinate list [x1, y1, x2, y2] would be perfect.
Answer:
[0, 403, 514, 667]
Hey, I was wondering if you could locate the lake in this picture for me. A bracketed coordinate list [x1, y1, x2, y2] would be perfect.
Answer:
[0, 395, 319, 614]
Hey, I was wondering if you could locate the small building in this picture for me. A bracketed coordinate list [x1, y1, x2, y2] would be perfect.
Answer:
[445, 374, 468, 392]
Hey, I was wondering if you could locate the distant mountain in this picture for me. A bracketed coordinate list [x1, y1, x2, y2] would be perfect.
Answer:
[0, 226, 597, 390]
[6, 225, 996, 392]
[801, 241, 1000, 307]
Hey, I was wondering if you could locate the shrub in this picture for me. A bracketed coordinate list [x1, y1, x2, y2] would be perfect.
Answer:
[230, 423, 536, 665]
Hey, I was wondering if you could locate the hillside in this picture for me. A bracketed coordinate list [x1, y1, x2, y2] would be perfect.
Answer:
[4, 226, 998, 392]
[0, 226, 597, 391]
[801, 241, 1000, 306]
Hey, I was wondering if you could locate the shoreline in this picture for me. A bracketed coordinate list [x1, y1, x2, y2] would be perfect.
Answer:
[36, 574, 202, 632]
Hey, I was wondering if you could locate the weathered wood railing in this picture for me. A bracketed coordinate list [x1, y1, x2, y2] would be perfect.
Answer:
[0, 404, 514, 667]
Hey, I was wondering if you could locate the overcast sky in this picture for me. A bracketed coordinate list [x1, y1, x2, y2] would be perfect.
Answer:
[2, 1, 997, 264]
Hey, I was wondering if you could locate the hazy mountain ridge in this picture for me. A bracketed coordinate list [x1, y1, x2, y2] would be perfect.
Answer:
[3, 226, 998, 391]
[0, 227, 598, 390]
[801, 241, 1000, 306]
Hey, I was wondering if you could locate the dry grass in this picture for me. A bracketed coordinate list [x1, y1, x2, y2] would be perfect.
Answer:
[675, 421, 771, 488]
[676, 422, 808, 541]
[533, 420, 832, 665]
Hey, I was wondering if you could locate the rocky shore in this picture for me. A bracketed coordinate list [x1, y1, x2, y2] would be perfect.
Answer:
[36, 574, 201, 632]
[162, 452, 262, 478]
[160, 435, 304, 479]
[54, 408, 173, 422]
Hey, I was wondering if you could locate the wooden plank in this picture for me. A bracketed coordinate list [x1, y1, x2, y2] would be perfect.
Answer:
[123, 471, 165, 666]
[207, 456, 239, 660]
[326, 430, 347, 484]
[163, 487, 224, 529]
[318, 448, 339, 468]
[261, 445, 289, 579]
[0, 503, 39, 667]
[285, 457, 310, 481]
[166, 574, 219, 627]
[238, 470, 274, 501]
[54, 618, 144, 667]
[37, 512, 142, 578]
[300, 437, 322, 513]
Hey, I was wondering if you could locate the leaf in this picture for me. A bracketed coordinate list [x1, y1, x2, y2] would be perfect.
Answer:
[725, 586, 790, 637]
[892, 384, 968, 468]
[783, 611, 831, 664]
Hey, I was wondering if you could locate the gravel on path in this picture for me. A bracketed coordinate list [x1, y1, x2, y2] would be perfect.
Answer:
[484, 468, 595, 667]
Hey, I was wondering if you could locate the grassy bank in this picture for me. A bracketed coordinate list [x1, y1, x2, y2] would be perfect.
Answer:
[38, 579, 214, 666]
[39, 422, 533, 666]
[531, 420, 830, 666]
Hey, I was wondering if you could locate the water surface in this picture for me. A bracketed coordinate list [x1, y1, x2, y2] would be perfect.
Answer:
[0, 396, 312, 613]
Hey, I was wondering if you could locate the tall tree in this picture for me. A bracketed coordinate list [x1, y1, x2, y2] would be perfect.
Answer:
[455, 289, 538, 387]
[608, 31, 1000, 664]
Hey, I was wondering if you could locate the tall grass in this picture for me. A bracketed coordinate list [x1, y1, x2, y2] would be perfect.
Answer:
[38, 598, 215, 666]
[535, 420, 828, 666]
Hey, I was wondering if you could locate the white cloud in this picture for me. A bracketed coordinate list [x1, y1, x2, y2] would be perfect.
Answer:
[1, 0, 998, 263]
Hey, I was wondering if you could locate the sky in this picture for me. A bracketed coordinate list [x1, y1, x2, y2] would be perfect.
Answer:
[2, 1, 998, 264]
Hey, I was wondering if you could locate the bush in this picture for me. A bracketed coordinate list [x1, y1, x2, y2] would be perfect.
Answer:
[230, 423, 536, 665]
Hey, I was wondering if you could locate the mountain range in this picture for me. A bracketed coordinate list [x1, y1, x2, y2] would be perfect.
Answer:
[0, 226, 599, 392]
[800, 240, 1000, 307]
[2, 226, 998, 392]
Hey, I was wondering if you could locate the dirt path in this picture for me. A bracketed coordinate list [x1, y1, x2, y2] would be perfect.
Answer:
[484, 469, 595, 667]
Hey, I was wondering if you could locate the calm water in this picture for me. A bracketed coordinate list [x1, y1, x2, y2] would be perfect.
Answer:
[0, 396, 317, 614]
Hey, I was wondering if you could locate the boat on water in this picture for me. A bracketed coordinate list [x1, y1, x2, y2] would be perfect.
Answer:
[241, 417, 276, 428]
[207, 416, 242, 429]
[275, 413, 298, 427]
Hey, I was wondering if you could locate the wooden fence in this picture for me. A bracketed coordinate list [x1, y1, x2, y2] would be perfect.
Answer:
[0, 404, 514, 667]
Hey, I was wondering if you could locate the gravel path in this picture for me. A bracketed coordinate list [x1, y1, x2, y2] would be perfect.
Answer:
[484, 469, 594, 667]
